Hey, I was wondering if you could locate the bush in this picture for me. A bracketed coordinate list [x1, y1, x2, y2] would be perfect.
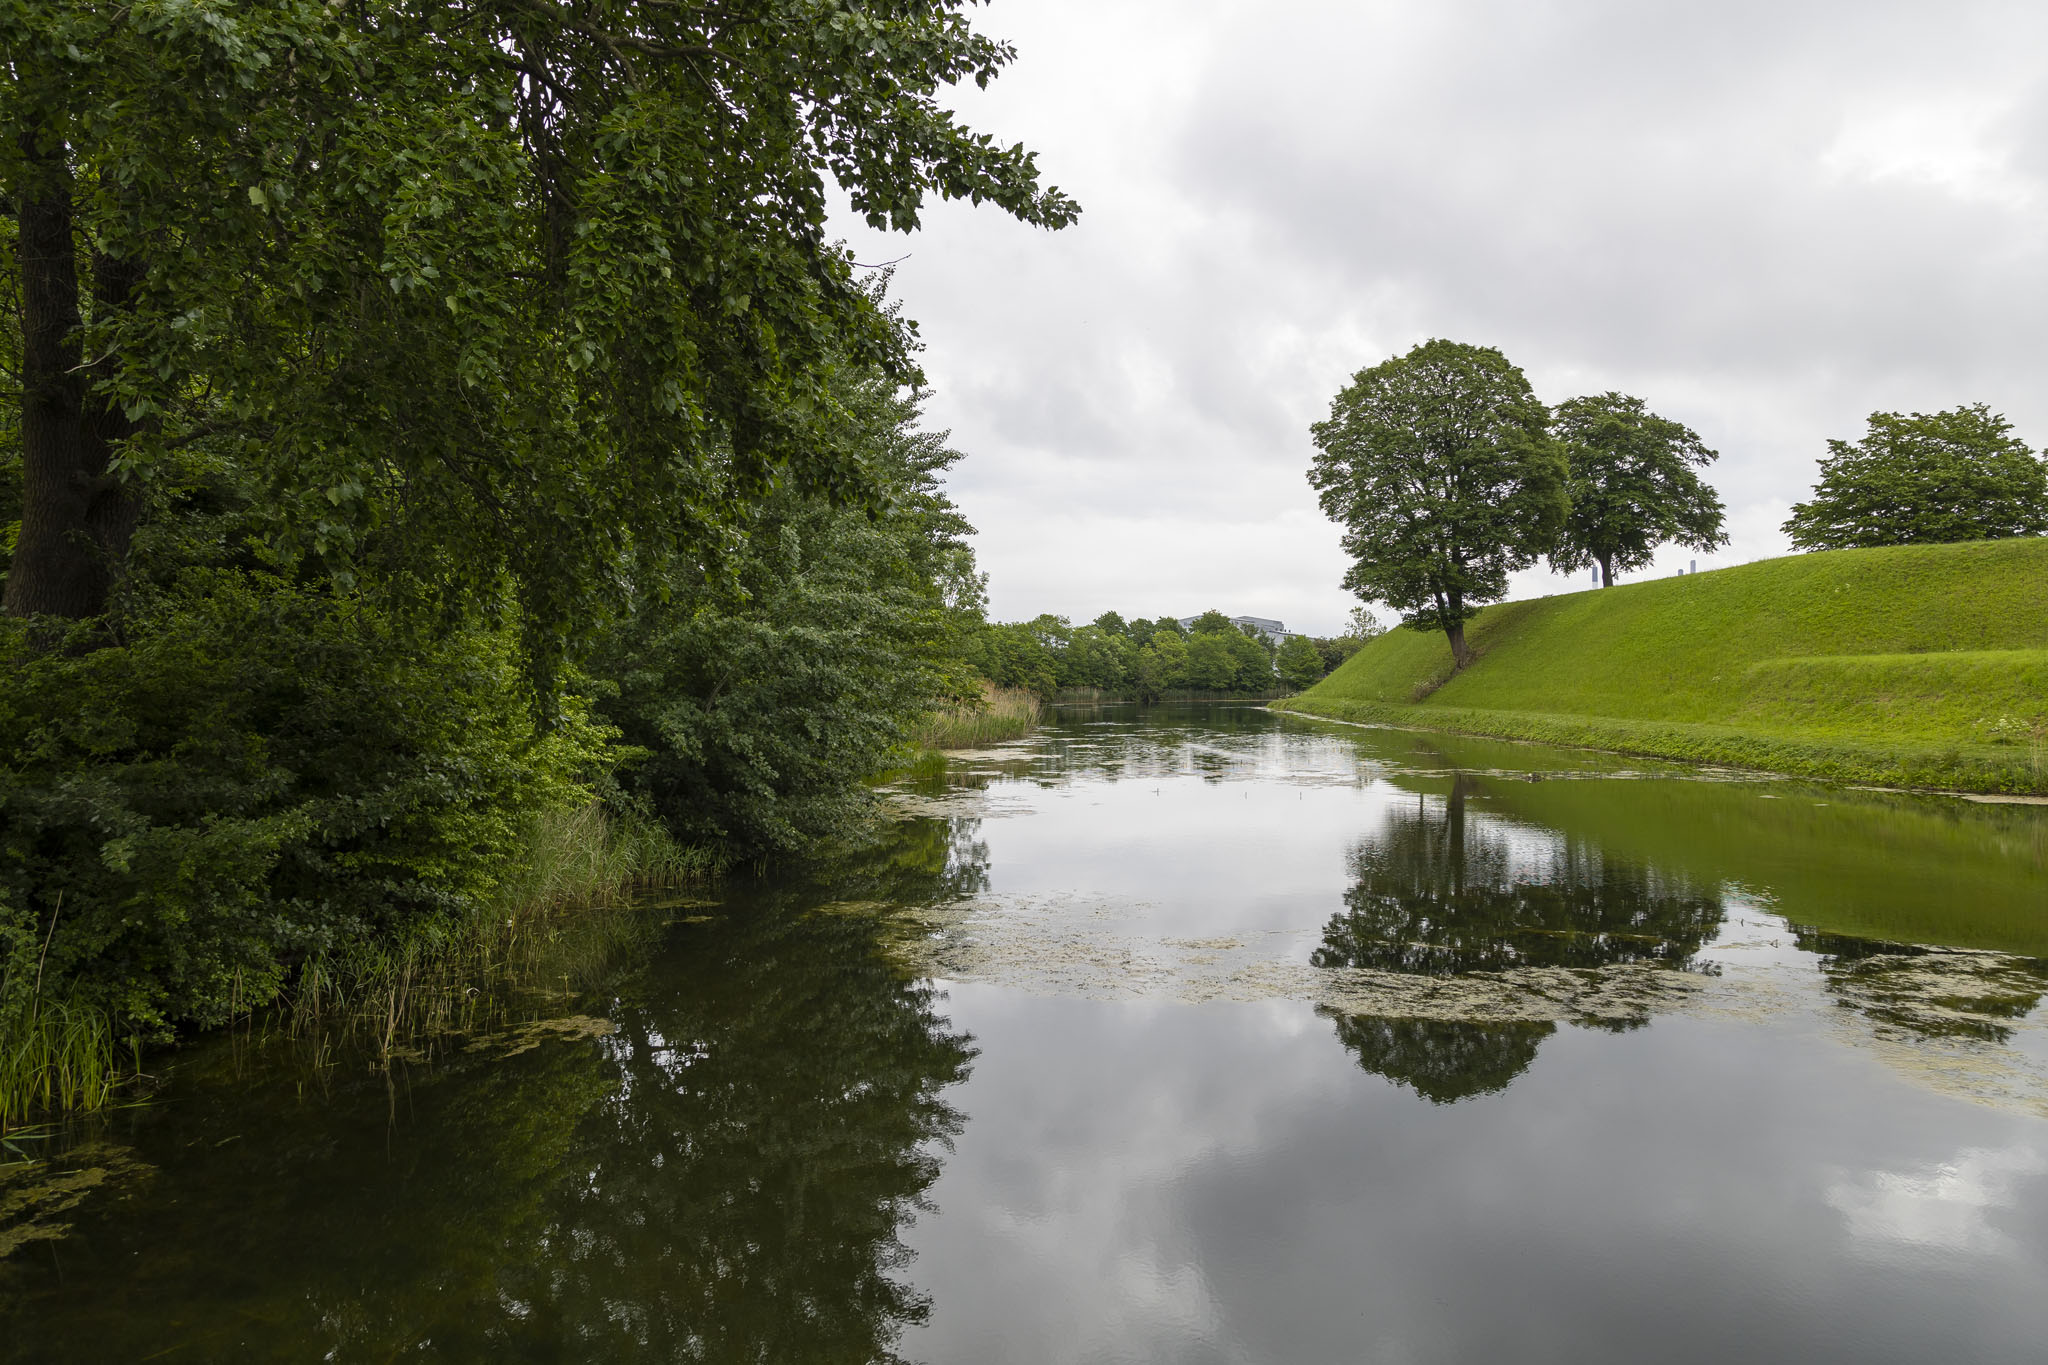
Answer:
[0, 572, 613, 1037]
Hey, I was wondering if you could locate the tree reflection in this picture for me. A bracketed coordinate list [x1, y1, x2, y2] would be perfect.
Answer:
[1321, 1013, 1555, 1104]
[1316, 779, 1723, 1103]
[486, 900, 976, 1362]
[1793, 927, 2048, 1045]
[0, 816, 985, 1363]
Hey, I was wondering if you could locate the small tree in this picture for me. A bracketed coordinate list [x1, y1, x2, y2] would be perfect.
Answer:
[1309, 340, 1566, 669]
[1277, 634, 1325, 690]
[1133, 635, 1186, 702]
[1784, 405, 2048, 550]
[1345, 606, 1386, 641]
[1547, 393, 1728, 587]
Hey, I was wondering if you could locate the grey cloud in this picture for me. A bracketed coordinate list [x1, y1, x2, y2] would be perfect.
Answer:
[838, 0, 2048, 632]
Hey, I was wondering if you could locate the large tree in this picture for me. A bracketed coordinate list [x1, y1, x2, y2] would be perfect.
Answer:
[1308, 339, 1565, 669]
[1547, 392, 1727, 587]
[1, 0, 1076, 662]
[1783, 405, 2048, 550]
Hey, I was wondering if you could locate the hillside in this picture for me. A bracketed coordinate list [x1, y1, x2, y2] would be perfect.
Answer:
[1278, 537, 2048, 793]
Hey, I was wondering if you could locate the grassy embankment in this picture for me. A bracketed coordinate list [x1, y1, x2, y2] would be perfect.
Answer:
[1277, 537, 2048, 794]
[1, 803, 711, 1133]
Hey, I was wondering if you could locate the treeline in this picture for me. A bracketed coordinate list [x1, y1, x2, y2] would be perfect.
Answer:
[0, 1, 1075, 1075]
[971, 610, 1377, 701]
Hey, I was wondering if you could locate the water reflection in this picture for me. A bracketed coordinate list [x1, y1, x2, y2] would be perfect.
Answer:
[1323, 1014, 1555, 1103]
[488, 903, 975, 1364]
[0, 823, 979, 1364]
[1315, 777, 1724, 1101]
[8, 705, 2048, 1364]
[1794, 927, 2048, 1045]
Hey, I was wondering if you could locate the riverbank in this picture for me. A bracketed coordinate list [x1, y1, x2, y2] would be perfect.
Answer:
[0, 802, 712, 1132]
[1276, 538, 2048, 795]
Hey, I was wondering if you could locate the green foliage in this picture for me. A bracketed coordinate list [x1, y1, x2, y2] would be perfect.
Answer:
[593, 382, 984, 858]
[968, 621, 1061, 699]
[968, 608, 1370, 700]
[1784, 405, 2048, 550]
[0, 577, 614, 1036]
[1309, 339, 1567, 662]
[1548, 392, 1727, 586]
[1282, 537, 2048, 793]
[3, 0, 1075, 657]
[911, 686, 1041, 751]
[1277, 633, 1326, 690]
[1133, 633, 1187, 703]
[1182, 622, 1273, 692]
[0, 0, 1081, 1113]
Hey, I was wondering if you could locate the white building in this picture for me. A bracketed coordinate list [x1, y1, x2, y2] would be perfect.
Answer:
[1176, 614, 1299, 645]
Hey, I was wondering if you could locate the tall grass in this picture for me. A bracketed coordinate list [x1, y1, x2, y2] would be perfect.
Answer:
[914, 684, 1042, 749]
[1, 802, 716, 1127]
[286, 801, 717, 1058]
[1, 998, 122, 1136]
[1, 896, 131, 1135]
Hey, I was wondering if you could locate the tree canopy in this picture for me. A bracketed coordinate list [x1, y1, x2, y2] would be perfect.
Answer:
[1, 0, 1077, 668]
[1547, 392, 1727, 587]
[1783, 405, 2048, 550]
[1308, 339, 1566, 668]
[0, 1, 1081, 1042]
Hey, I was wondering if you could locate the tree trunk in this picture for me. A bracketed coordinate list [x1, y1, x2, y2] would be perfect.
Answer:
[1444, 619, 1469, 670]
[1597, 552, 1613, 588]
[4, 132, 141, 624]
[1446, 775, 1471, 893]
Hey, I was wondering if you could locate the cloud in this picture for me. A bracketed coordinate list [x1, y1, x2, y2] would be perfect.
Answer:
[836, 0, 2048, 633]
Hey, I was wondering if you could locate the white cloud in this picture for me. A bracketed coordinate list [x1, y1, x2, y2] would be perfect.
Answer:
[837, 0, 2048, 634]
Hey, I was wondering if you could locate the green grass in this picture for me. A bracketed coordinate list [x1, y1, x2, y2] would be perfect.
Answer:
[1, 997, 122, 1136]
[1280, 537, 2048, 793]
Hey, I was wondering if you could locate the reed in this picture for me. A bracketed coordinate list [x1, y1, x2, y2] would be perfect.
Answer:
[914, 684, 1042, 749]
[284, 801, 717, 1058]
[0, 997, 123, 1135]
[2, 802, 715, 1126]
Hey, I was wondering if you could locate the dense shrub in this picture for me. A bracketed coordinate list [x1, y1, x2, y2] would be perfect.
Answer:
[594, 385, 985, 858]
[0, 573, 612, 1035]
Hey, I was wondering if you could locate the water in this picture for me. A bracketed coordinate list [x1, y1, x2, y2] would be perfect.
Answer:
[4, 703, 2047, 1362]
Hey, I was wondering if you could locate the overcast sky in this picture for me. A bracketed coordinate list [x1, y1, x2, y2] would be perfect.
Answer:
[831, 0, 2048, 637]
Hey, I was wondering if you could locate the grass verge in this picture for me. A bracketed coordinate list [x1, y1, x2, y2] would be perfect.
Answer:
[1276, 695, 2047, 795]
[1286, 538, 2048, 794]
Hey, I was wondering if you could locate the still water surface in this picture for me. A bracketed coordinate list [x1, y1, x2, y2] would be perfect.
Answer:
[5, 703, 2048, 1362]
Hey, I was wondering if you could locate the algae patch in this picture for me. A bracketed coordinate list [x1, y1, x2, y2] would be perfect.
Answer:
[849, 892, 1703, 1030]
[0, 1144, 154, 1261]
[460, 1014, 615, 1059]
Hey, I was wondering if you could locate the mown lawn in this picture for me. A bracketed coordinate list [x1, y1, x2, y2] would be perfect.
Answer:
[1282, 537, 2048, 792]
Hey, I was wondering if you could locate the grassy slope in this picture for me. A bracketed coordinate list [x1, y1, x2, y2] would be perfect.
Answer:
[1279, 537, 2048, 793]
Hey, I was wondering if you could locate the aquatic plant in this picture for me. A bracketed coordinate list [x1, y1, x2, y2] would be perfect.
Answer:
[913, 685, 1042, 750]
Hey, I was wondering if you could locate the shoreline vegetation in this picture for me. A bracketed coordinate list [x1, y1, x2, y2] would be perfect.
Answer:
[1276, 538, 2048, 796]
[913, 684, 1044, 750]
[2, 803, 713, 1135]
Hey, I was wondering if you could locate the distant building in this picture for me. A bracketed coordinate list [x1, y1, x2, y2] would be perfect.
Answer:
[1177, 614, 1299, 645]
